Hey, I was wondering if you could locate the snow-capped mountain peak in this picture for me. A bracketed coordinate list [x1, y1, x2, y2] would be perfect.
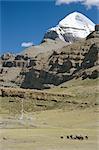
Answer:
[44, 12, 95, 43]
[59, 12, 94, 30]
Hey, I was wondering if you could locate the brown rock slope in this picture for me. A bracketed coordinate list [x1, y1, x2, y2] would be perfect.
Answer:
[0, 29, 99, 89]
[20, 30, 99, 89]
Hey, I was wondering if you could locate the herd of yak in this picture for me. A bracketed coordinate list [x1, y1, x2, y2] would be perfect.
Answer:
[60, 135, 88, 140]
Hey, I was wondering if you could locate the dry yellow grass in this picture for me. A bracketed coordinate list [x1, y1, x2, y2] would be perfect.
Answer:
[0, 78, 98, 150]
[0, 109, 98, 150]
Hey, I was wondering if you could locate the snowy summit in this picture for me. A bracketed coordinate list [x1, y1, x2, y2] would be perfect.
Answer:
[44, 12, 95, 43]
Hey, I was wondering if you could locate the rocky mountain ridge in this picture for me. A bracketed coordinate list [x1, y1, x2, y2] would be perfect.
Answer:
[20, 31, 98, 89]
[0, 25, 98, 89]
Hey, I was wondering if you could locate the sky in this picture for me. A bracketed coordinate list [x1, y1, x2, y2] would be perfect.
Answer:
[0, 0, 99, 54]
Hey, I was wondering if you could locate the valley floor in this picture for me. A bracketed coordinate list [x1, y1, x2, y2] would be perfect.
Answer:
[0, 78, 98, 150]
[0, 108, 99, 150]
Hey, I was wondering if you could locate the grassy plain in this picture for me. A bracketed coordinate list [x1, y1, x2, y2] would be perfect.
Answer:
[0, 78, 99, 150]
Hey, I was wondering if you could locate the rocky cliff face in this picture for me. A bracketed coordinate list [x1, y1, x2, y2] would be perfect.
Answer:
[20, 27, 99, 89]
[0, 26, 99, 89]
